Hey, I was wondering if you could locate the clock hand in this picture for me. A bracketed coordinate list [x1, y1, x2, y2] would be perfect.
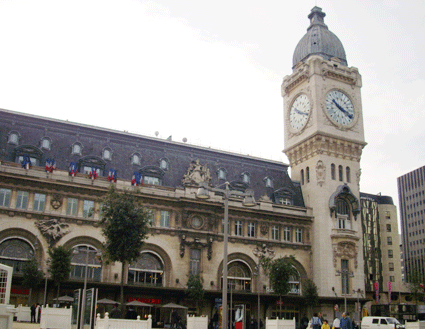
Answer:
[294, 108, 308, 116]
[332, 99, 353, 119]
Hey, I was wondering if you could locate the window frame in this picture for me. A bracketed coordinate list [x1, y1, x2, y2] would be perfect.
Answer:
[16, 191, 29, 209]
[33, 193, 46, 212]
[0, 188, 11, 207]
[67, 197, 78, 216]
[160, 210, 170, 228]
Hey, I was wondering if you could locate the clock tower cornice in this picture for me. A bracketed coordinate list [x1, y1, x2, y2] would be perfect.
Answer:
[282, 56, 362, 97]
[283, 132, 367, 167]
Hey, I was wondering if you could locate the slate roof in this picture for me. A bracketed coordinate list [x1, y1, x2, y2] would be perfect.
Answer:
[0, 108, 305, 207]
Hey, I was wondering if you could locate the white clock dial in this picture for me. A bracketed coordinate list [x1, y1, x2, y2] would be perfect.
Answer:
[325, 90, 355, 126]
[289, 94, 311, 131]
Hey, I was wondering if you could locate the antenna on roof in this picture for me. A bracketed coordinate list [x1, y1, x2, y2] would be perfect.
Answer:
[155, 131, 159, 137]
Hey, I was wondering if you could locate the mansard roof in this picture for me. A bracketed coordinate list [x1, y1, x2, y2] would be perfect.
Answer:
[0, 109, 304, 207]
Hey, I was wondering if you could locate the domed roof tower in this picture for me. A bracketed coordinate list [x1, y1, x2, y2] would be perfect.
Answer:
[292, 6, 347, 69]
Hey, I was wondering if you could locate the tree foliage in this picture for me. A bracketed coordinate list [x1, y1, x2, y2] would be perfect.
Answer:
[186, 274, 205, 314]
[407, 267, 425, 304]
[22, 257, 44, 304]
[47, 246, 72, 299]
[269, 256, 298, 296]
[303, 278, 319, 307]
[100, 186, 150, 312]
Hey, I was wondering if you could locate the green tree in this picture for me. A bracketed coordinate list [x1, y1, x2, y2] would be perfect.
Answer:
[269, 256, 298, 316]
[407, 266, 425, 318]
[47, 246, 72, 300]
[22, 257, 44, 305]
[186, 274, 205, 315]
[303, 278, 319, 316]
[100, 186, 150, 314]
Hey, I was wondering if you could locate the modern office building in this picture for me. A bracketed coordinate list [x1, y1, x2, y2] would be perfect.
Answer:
[397, 166, 425, 283]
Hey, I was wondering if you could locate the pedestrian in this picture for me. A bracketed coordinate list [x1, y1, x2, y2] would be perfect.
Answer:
[171, 309, 180, 329]
[212, 311, 219, 329]
[301, 314, 309, 329]
[319, 313, 325, 325]
[322, 320, 330, 329]
[110, 303, 121, 319]
[311, 313, 322, 329]
[36, 304, 41, 323]
[332, 317, 341, 329]
[340, 312, 353, 329]
[30, 304, 36, 323]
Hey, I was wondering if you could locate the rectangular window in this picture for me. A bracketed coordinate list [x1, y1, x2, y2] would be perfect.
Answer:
[235, 220, 243, 236]
[16, 191, 29, 209]
[160, 210, 170, 227]
[341, 259, 349, 295]
[190, 249, 201, 275]
[386, 224, 392, 232]
[385, 211, 391, 219]
[143, 176, 161, 185]
[67, 198, 78, 216]
[387, 237, 393, 245]
[146, 208, 155, 226]
[389, 263, 394, 271]
[390, 276, 395, 282]
[272, 225, 280, 240]
[388, 250, 393, 258]
[222, 219, 230, 234]
[0, 188, 11, 207]
[83, 200, 95, 218]
[283, 227, 291, 242]
[33, 193, 46, 212]
[248, 222, 256, 238]
[295, 228, 303, 243]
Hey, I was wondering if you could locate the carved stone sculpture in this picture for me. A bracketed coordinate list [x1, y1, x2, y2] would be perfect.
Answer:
[35, 218, 70, 247]
[316, 160, 326, 187]
[182, 160, 212, 186]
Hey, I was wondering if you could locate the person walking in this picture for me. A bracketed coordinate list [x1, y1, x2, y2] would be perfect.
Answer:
[110, 303, 121, 319]
[332, 316, 341, 329]
[36, 304, 41, 323]
[340, 313, 353, 329]
[322, 320, 331, 329]
[311, 313, 322, 329]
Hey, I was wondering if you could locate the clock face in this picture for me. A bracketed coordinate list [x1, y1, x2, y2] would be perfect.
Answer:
[325, 90, 355, 126]
[191, 216, 203, 229]
[289, 94, 311, 132]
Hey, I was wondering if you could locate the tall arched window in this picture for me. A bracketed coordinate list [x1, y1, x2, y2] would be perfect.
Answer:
[70, 245, 102, 282]
[128, 252, 164, 286]
[301, 169, 304, 185]
[0, 238, 34, 274]
[338, 165, 343, 181]
[346, 167, 351, 183]
[227, 261, 252, 292]
[331, 164, 336, 180]
[288, 266, 301, 294]
[306, 167, 310, 183]
[336, 199, 351, 229]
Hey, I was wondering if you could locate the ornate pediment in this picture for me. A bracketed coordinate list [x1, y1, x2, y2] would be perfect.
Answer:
[182, 160, 211, 186]
[333, 241, 358, 268]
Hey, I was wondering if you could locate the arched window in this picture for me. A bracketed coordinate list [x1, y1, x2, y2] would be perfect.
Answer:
[217, 168, 227, 181]
[0, 238, 34, 274]
[128, 252, 164, 286]
[227, 261, 252, 292]
[338, 165, 343, 181]
[131, 153, 141, 166]
[70, 245, 102, 282]
[241, 172, 251, 185]
[288, 266, 301, 294]
[102, 148, 112, 161]
[346, 167, 351, 183]
[331, 164, 336, 180]
[301, 169, 304, 185]
[336, 199, 351, 229]
[40, 137, 51, 150]
[306, 167, 310, 183]
[159, 158, 169, 171]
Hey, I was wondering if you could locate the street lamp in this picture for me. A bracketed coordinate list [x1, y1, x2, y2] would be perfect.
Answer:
[253, 244, 275, 329]
[73, 247, 101, 329]
[353, 289, 363, 321]
[197, 181, 256, 329]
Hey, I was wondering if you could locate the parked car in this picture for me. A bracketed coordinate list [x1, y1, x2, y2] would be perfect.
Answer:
[361, 316, 405, 329]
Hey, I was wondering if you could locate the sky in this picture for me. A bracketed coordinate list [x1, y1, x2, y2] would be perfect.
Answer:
[0, 0, 424, 218]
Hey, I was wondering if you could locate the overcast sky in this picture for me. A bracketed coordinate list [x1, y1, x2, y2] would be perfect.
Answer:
[0, 0, 424, 216]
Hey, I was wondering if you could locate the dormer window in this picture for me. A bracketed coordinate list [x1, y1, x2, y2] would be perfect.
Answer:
[72, 142, 83, 156]
[264, 177, 273, 188]
[8, 132, 19, 145]
[159, 158, 169, 171]
[102, 148, 112, 161]
[241, 172, 251, 184]
[217, 168, 227, 180]
[131, 153, 141, 166]
[40, 137, 51, 150]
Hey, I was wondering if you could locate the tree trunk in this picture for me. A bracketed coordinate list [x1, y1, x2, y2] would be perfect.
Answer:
[56, 282, 60, 300]
[279, 295, 282, 318]
[120, 261, 125, 318]
[28, 288, 32, 306]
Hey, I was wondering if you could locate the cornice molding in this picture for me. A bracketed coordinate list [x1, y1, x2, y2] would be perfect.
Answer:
[284, 133, 366, 166]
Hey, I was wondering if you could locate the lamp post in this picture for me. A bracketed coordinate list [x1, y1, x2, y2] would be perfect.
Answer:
[253, 244, 275, 329]
[336, 269, 354, 313]
[73, 247, 101, 329]
[353, 289, 363, 321]
[197, 181, 256, 329]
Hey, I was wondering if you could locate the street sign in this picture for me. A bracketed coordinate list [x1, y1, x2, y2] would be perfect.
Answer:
[334, 304, 339, 311]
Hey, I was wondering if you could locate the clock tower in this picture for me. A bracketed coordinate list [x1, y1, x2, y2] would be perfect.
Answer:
[282, 7, 366, 301]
